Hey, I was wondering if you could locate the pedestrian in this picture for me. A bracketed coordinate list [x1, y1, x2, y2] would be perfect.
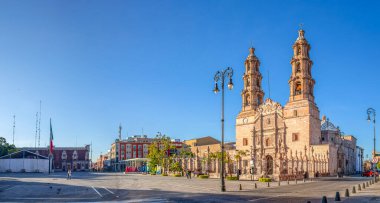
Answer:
[188, 170, 192, 179]
[67, 168, 72, 180]
[185, 169, 189, 179]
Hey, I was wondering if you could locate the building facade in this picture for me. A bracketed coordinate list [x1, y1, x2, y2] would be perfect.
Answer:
[235, 29, 358, 180]
[109, 135, 183, 172]
[22, 145, 90, 172]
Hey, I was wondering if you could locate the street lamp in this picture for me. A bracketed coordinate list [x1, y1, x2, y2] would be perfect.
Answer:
[367, 108, 376, 169]
[213, 67, 233, 192]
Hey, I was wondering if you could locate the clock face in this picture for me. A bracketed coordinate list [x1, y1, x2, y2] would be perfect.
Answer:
[243, 118, 248, 124]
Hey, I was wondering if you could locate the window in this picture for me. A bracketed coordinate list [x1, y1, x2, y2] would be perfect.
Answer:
[295, 63, 301, 73]
[292, 133, 299, 141]
[293, 110, 298, 117]
[265, 138, 271, 146]
[245, 95, 250, 106]
[297, 46, 302, 55]
[295, 82, 302, 95]
[267, 118, 271, 125]
[243, 160, 248, 167]
[243, 138, 248, 146]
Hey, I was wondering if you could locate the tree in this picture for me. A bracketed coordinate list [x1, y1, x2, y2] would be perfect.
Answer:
[146, 133, 175, 174]
[234, 150, 248, 172]
[0, 137, 17, 157]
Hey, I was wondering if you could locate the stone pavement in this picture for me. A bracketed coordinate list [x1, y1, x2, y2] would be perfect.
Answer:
[0, 172, 379, 202]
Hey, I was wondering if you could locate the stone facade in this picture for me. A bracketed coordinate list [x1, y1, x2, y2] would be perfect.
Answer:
[235, 29, 358, 180]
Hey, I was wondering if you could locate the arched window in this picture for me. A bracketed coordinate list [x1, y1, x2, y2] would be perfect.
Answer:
[295, 82, 302, 95]
[297, 46, 302, 55]
[265, 138, 270, 147]
[296, 63, 301, 73]
[245, 95, 250, 106]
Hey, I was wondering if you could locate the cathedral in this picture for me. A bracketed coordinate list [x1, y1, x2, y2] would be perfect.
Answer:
[235, 29, 357, 180]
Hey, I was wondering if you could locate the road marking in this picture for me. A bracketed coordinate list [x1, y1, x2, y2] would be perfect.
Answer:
[103, 187, 114, 194]
[122, 198, 167, 202]
[91, 186, 103, 198]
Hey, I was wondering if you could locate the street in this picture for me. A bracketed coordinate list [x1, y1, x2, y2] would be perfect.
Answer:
[0, 172, 379, 202]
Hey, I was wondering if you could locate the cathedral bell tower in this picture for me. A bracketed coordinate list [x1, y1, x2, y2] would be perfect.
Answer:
[241, 47, 264, 112]
[288, 29, 315, 102]
[284, 29, 321, 146]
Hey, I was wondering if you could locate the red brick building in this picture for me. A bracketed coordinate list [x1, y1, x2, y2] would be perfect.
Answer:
[110, 135, 183, 171]
[22, 145, 90, 172]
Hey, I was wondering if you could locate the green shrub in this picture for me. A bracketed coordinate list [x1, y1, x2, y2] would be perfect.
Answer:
[259, 177, 272, 182]
[226, 176, 238, 181]
[173, 174, 182, 177]
[162, 173, 168, 176]
[150, 173, 156, 175]
[199, 175, 209, 179]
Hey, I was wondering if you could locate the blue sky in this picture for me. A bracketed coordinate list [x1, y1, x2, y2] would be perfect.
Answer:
[0, 1, 379, 160]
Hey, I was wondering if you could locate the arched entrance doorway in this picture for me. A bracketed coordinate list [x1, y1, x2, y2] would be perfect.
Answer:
[266, 155, 274, 175]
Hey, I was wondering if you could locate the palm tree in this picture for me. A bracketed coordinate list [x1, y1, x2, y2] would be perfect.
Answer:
[234, 150, 248, 173]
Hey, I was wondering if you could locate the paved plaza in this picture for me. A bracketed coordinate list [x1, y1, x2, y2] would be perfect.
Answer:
[0, 172, 379, 202]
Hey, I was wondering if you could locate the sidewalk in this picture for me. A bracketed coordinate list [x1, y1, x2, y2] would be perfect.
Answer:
[340, 178, 380, 202]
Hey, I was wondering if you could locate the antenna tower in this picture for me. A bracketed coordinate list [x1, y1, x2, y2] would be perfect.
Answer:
[35, 112, 38, 148]
[38, 101, 41, 147]
[12, 115, 15, 145]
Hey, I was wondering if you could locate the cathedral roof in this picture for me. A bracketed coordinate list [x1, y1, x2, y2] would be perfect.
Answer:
[321, 118, 339, 132]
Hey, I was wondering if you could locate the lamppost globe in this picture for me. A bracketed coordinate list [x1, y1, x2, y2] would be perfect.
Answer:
[213, 83, 220, 94]
[228, 78, 233, 90]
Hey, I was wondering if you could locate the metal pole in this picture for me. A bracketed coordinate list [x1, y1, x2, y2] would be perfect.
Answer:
[221, 73, 226, 192]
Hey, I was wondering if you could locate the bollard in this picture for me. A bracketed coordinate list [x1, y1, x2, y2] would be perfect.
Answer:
[287, 179, 289, 185]
[303, 178, 305, 182]
[366, 182, 369, 187]
[358, 184, 361, 191]
[295, 179, 298, 184]
[278, 181, 280, 186]
[321, 196, 327, 203]
[363, 183, 365, 189]
[352, 186, 356, 194]
[335, 191, 341, 201]
[239, 184, 242, 191]
[267, 182, 270, 187]
[254, 183, 257, 189]
[370, 180, 372, 185]
[345, 188, 349, 197]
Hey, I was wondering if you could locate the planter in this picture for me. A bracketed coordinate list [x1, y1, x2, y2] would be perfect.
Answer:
[162, 174, 168, 176]
[173, 174, 182, 177]
[199, 175, 209, 179]
[226, 176, 238, 181]
[259, 177, 272, 182]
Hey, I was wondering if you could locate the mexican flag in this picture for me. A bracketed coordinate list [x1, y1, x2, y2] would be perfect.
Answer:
[49, 119, 54, 154]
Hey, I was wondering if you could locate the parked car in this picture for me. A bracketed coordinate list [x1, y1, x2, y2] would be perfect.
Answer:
[362, 170, 379, 177]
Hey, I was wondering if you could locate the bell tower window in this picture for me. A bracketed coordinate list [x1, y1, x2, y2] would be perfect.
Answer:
[295, 82, 302, 95]
[296, 64, 301, 73]
[245, 94, 250, 106]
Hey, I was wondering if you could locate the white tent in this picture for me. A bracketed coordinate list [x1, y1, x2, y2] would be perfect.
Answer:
[0, 150, 49, 172]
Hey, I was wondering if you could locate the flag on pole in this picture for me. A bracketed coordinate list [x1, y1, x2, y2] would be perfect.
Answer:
[49, 119, 54, 154]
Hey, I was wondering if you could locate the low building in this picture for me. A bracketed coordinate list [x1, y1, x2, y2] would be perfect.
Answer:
[0, 150, 49, 172]
[21, 145, 90, 172]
